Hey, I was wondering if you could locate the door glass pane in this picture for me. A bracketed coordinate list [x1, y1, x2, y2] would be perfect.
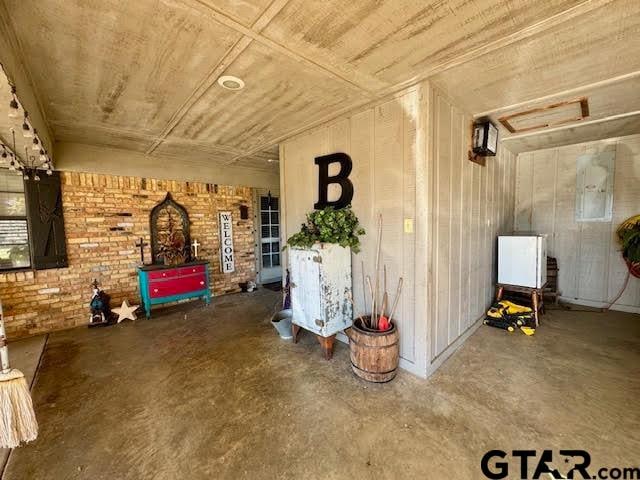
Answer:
[258, 194, 281, 278]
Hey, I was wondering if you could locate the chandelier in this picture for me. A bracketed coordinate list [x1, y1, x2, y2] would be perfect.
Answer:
[2, 64, 53, 181]
[0, 128, 52, 181]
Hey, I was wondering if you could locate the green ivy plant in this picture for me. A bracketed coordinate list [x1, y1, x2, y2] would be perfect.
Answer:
[286, 206, 365, 253]
[618, 215, 640, 264]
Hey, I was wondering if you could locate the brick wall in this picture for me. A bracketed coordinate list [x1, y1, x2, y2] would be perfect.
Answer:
[0, 172, 257, 338]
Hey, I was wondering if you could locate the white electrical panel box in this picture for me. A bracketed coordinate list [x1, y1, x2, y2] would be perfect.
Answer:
[289, 243, 353, 338]
[498, 235, 547, 288]
[575, 151, 615, 222]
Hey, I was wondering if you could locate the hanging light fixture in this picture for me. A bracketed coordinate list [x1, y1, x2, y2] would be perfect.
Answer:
[32, 129, 40, 150]
[22, 111, 33, 138]
[9, 129, 17, 171]
[8, 86, 19, 119]
[3, 82, 54, 180]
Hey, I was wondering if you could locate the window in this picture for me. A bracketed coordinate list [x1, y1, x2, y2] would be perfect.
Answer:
[0, 170, 30, 269]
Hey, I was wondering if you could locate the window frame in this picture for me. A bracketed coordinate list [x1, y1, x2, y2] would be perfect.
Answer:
[0, 171, 32, 272]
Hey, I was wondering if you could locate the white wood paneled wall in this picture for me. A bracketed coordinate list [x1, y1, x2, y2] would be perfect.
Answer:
[280, 85, 429, 377]
[514, 135, 640, 312]
[428, 87, 516, 367]
[280, 82, 517, 378]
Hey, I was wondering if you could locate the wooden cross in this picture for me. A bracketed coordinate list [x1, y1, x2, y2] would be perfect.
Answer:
[191, 239, 200, 259]
[135, 237, 148, 264]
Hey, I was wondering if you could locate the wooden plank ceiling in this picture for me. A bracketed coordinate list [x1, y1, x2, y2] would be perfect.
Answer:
[2, 0, 638, 168]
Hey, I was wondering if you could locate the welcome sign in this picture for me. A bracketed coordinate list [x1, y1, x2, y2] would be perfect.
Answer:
[218, 211, 235, 273]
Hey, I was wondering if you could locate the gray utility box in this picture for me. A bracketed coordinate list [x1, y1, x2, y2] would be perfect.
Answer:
[289, 243, 353, 338]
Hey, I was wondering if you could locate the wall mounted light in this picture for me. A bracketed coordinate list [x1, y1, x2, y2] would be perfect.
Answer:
[469, 119, 499, 166]
[472, 120, 499, 156]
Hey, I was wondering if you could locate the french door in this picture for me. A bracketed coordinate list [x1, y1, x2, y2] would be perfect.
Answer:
[258, 194, 281, 283]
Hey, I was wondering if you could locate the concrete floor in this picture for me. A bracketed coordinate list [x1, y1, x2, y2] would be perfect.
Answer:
[3, 290, 639, 479]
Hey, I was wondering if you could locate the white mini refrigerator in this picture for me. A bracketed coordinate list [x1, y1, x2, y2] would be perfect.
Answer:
[498, 235, 547, 288]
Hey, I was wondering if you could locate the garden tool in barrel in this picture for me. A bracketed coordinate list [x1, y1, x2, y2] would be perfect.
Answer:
[0, 302, 38, 448]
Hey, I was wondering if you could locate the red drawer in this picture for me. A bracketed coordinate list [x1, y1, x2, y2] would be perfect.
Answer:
[177, 265, 206, 276]
[149, 274, 207, 298]
[147, 269, 180, 280]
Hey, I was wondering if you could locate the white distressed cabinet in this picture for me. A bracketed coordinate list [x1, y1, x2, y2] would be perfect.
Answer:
[289, 243, 352, 338]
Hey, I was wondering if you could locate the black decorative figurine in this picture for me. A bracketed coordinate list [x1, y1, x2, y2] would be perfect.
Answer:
[88, 279, 114, 327]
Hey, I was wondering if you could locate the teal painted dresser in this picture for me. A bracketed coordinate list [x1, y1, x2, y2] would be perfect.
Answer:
[137, 261, 212, 318]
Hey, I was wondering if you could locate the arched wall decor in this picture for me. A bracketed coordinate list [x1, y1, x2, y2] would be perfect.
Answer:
[150, 192, 192, 265]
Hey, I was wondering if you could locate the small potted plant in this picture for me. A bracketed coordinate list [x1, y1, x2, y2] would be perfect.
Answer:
[286, 206, 365, 252]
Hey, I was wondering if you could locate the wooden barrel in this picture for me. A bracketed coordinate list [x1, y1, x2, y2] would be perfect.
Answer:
[348, 317, 399, 383]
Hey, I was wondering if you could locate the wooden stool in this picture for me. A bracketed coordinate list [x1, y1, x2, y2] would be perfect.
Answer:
[495, 283, 547, 327]
[543, 257, 560, 305]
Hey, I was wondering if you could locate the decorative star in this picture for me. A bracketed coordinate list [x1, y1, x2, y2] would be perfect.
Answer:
[113, 300, 139, 323]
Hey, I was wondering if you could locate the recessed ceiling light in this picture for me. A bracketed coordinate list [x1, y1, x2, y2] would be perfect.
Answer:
[218, 75, 245, 91]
